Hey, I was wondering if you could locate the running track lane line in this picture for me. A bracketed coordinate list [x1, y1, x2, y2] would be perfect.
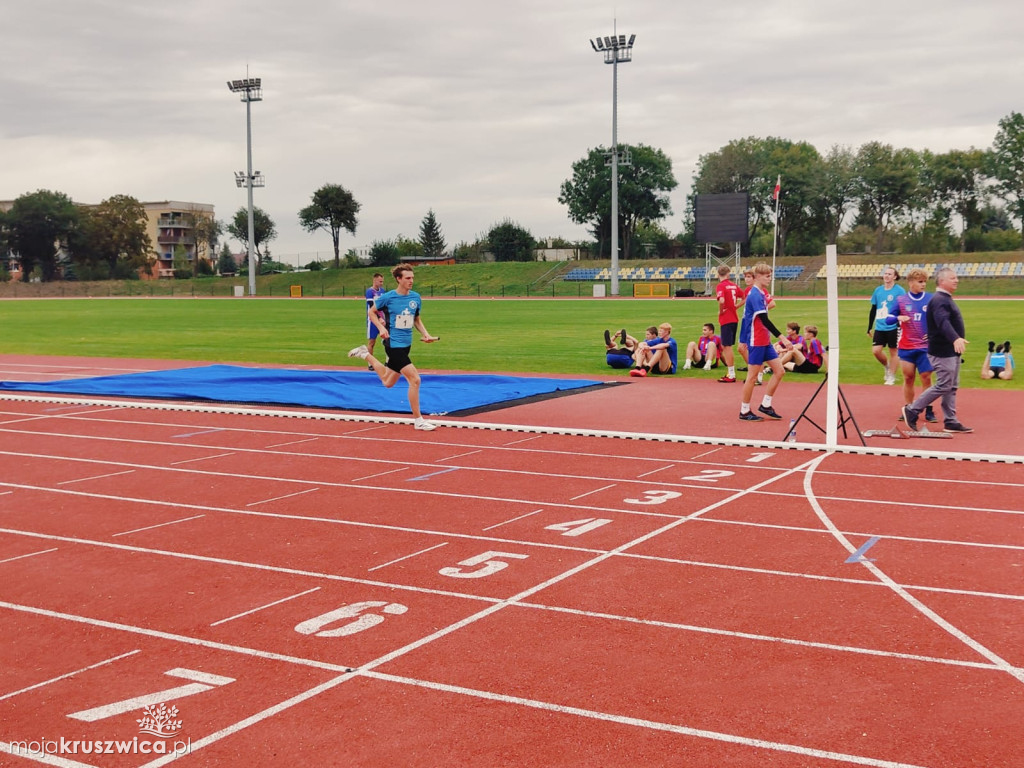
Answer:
[132, 453, 934, 768]
[2, 391, 1021, 464]
[802, 453, 1024, 686]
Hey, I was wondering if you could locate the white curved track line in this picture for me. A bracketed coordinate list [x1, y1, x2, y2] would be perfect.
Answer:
[802, 453, 1024, 685]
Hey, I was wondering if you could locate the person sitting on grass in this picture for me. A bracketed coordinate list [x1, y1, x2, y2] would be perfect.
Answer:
[630, 323, 678, 377]
[774, 322, 804, 358]
[982, 341, 1014, 380]
[604, 328, 643, 369]
[682, 323, 721, 370]
[779, 324, 827, 374]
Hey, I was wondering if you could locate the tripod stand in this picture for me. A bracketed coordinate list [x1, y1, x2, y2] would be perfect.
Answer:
[784, 374, 865, 446]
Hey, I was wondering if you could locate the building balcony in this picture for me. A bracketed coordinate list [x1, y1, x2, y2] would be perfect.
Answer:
[157, 217, 192, 228]
[158, 233, 196, 246]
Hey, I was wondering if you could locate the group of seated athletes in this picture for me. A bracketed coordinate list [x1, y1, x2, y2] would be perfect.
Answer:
[604, 320, 827, 377]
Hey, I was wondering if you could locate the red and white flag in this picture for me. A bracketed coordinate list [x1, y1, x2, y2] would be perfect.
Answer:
[772, 175, 781, 201]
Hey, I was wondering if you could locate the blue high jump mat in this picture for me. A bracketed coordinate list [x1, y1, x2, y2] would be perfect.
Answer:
[0, 364, 608, 416]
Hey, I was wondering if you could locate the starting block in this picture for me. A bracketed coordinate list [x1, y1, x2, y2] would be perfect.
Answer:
[862, 424, 953, 439]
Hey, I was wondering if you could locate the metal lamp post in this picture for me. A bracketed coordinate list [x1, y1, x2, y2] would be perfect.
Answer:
[589, 32, 634, 297]
[226, 77, 263, 296]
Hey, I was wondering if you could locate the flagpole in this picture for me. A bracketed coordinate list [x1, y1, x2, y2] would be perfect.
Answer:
[771, 174, 781, 294]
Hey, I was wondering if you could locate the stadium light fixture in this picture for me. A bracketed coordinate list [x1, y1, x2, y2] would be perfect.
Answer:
[588, 28, 635, 297]
[226, 75, 263, 296]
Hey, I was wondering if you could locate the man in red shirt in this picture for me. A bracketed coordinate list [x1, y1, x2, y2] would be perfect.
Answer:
[714, 264, 744, 382]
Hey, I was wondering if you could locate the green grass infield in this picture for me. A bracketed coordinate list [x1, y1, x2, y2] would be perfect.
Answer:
[0, 296, 1020, 390]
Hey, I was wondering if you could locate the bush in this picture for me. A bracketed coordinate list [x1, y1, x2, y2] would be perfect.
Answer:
[964, 227, 1022, 252]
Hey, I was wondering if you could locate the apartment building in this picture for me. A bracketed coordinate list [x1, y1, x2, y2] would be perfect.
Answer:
[1, 198, 215, 280]
[145, 201, 216, 278]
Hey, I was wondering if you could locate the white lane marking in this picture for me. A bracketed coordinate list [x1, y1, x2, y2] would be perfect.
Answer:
[209, 587, 322, 627]
[367, 543, 449, 573]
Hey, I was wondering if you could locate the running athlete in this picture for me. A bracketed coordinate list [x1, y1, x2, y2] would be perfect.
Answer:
[348, 263, 439, 431]
[364, 272, 385, 358]
[886, 267, 937, 423]
[867, 267, 906, 385]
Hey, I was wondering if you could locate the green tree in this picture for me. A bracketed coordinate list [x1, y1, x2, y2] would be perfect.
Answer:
[762, 138, 826, 257]
[989, 111, 1024, 245]
[396, 235, 424, 262]
[226, 206, 277, 273]
[6, 189, 79, 281]
[187, 208, 223, 275]
[216, 243, 236, 275]
[854, 141, 920, 253]
[819, 145, 858, 244]
[419, 209, 446, 259]
[486, 220, 535, 262]
[70, 194, 153, 279]
[298, 183, 360, 268]
[171, 244, 192, 279]
[559, 143, 677, 259]
[923, 148, 988, 252]
[369, 239, 400, 267]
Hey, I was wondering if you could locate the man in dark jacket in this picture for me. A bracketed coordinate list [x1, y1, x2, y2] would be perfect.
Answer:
[902, 267, 972, 433]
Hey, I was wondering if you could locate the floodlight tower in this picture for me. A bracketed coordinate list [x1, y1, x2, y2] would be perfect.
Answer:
[589, 31, 635, 297]
[226, 76, 263, 296]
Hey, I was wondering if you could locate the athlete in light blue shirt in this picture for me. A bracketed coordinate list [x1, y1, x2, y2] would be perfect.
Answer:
[867, 266, 906, 385]
[348, 263, 440, 431]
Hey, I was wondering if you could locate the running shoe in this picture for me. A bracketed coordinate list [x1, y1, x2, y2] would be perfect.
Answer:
[347, 345, 369, 360]
[717, 375, 736, 383]
[620, 328, 628, 344]
[757, 404, 782, 420]
[902, 405, 919, 431]
[924, 406, 937, 423]
[943, 422, 973, 433]
[1004, 341, 1012, 353]
[629, 368, 647, 377]
[414, 418, 438, 431]
[604, 329, 612, 346]
[738, 411, 763, 421]
[988, 340, 995, 353]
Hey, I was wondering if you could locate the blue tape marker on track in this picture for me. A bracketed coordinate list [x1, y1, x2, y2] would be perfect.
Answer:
[407, 467, 459, 482]
[845, 536, 881, 563]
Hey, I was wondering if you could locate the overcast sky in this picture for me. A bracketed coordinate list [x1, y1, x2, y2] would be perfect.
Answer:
[2, 0, 1021, 261]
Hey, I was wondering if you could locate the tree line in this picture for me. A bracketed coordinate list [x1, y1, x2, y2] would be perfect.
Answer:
[688, 111, 1024, 257]
[5, 111, 1022, 282]
[0, 181, 545, 282]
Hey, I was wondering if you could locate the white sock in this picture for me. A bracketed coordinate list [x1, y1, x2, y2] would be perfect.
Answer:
[740, 403, 750, 414]
[727, 366, 735, 377]
[762, 395, 773, 407]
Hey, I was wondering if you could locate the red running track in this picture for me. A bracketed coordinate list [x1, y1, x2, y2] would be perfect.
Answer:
[0, 388, 1022, 768]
